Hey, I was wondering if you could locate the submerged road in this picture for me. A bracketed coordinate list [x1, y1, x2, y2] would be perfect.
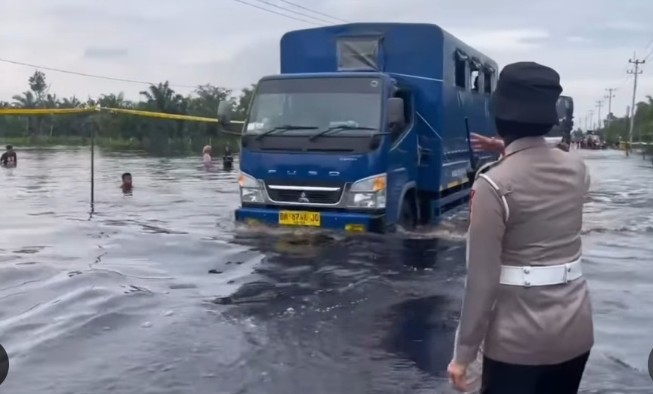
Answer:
[0, 147, 651, 393]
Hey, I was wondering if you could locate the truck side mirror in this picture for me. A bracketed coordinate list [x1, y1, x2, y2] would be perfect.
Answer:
[387, 97, 406, 130]
[217, 101, 233, 126]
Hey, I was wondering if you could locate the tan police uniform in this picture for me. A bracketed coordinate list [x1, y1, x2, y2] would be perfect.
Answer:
[460, 138, 579, 394]
[454, 135, 593, 381]
[451, 61, 594, 394]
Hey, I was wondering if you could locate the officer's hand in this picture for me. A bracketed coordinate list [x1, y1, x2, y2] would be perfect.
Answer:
[447, 360, 469, 392]
[470, 133, 504, 153]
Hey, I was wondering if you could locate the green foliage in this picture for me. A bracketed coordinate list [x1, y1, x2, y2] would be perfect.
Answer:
[0, 71, 253, 154]
[599, 96, 653, 147]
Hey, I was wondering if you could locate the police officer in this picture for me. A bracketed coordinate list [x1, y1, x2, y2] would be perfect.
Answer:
[448, 62, 593, 394]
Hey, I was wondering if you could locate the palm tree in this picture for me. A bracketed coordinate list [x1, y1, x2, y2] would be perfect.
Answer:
[44, 93, 58, 136]
[140, 81, 184, 112]
[12, 91, 37, 135]
[60, 96, 82, 108]
[98, 93, 129, 108]
[140, 82, 188, 138]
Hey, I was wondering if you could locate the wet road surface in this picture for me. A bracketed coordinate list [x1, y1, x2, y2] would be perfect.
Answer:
[0, 147, 651, 393]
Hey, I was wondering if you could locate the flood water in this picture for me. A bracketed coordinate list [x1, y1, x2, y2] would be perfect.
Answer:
[0, 147, 651, 393]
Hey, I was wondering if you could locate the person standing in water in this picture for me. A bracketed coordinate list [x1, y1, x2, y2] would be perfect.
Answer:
[202, 145, 213, 164]
[121, 172, 133, 194]
[0, 145, 17, 167]
[222, 142, 234, 169]
[448, 62, 593, 393]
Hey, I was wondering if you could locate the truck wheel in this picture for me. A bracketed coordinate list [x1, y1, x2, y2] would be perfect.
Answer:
[398, 196, 416, 230]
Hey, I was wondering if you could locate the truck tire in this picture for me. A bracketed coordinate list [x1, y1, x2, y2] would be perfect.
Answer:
[398, 195, 416, 230]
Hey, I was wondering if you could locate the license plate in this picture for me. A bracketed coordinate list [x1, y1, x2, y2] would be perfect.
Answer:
[278, 211, 321, 227]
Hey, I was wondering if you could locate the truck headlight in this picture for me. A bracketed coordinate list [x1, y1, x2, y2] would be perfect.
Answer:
[238, 172, 264, 203]
[347, 173, 386, 209]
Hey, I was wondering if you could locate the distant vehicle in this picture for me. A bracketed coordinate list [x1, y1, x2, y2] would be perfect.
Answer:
[582, 134, 603, 149]
[218, 23, 499, 233]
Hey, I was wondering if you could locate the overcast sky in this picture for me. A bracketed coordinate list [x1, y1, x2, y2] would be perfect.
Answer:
[1, 0, 653, 128]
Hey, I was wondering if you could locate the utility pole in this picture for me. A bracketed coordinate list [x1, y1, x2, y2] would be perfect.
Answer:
[584, 113, 588, 131]
[588, 110, 594, 130]
[605, 88, 616, 126]
[595, 100, 603, 129]
[627, 56, 645, 143]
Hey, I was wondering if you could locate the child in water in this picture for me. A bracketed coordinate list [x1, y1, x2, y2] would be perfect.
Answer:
[1, 145, 17, 167]
[121, 172, 133, 193]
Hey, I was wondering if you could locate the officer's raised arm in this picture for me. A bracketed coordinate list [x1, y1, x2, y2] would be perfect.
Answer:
[453, 177, 505, 365]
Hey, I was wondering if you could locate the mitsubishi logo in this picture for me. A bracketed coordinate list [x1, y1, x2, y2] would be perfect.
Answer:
[298, 192, 309, 203]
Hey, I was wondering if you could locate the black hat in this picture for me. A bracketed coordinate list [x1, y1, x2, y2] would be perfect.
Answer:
[491, 62, 563, 125]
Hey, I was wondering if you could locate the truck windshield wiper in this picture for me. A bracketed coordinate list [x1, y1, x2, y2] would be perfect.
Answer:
[308, 125, 377, 141]
[254, 125, 318, 140]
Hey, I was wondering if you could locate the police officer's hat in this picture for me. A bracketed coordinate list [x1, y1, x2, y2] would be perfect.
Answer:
[491, 62, 563, 125]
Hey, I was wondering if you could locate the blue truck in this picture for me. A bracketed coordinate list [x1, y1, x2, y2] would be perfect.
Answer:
[218, 23, 499, 233]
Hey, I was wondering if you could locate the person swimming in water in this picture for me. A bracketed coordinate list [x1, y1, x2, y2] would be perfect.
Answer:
[1, 145, 17, 167]
[121, 172, 133, 193]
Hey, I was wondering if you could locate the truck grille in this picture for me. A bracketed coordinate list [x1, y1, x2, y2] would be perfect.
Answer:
[266, 188, 342, 204]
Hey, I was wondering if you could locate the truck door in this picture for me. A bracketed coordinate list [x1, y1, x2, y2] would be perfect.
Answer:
[386, 88, 418, 226]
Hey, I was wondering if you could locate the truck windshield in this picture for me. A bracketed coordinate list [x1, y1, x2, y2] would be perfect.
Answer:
[245, 77, 383, 137]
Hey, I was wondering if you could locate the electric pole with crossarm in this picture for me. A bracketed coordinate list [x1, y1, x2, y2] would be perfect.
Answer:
[627, 57, 645, 143]
[605, 88, 616, 126]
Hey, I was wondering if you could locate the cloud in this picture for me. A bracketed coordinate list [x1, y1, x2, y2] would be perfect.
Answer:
[567, 36, 591, 44]
[84, 48, 129, 59]
[605, 21, 650, 33]
[455, 29, 549, 52]
[0, 0, 652, 120]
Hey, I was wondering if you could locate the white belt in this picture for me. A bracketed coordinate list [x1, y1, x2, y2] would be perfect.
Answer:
[499, 258, 582, 287]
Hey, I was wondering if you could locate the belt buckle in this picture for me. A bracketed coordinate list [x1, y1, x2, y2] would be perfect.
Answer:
[522, 266, 531, 287]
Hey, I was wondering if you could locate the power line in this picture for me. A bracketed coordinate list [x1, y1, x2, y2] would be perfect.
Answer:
[0, 57, 198, 89]
[643, 37, 653, 53]
[231, 0, 320, 26]
[0, 0, 345, 92]
[278, 0, 349, 23]
[251, 0, 334, 24]
[644, 45, 653, 62]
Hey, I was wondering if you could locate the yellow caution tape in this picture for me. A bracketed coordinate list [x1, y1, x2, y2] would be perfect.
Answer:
[0, 107, 98, 115]
[0, 106, 245, 125]
[103, 107, 218, 122]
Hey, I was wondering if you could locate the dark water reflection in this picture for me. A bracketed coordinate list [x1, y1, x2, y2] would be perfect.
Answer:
[0, 147, 651, 393]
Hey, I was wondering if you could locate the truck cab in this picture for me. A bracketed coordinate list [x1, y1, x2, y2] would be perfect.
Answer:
[219, 23, 499, 233]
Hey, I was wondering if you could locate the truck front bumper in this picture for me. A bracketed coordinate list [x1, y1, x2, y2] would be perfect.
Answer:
[235, 207, 386, 233]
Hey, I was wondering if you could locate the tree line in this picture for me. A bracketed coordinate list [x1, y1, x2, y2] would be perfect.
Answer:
[3, 70, 652, 155]
[594, 96, 653, 150]
[0, 70, 254, 153]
